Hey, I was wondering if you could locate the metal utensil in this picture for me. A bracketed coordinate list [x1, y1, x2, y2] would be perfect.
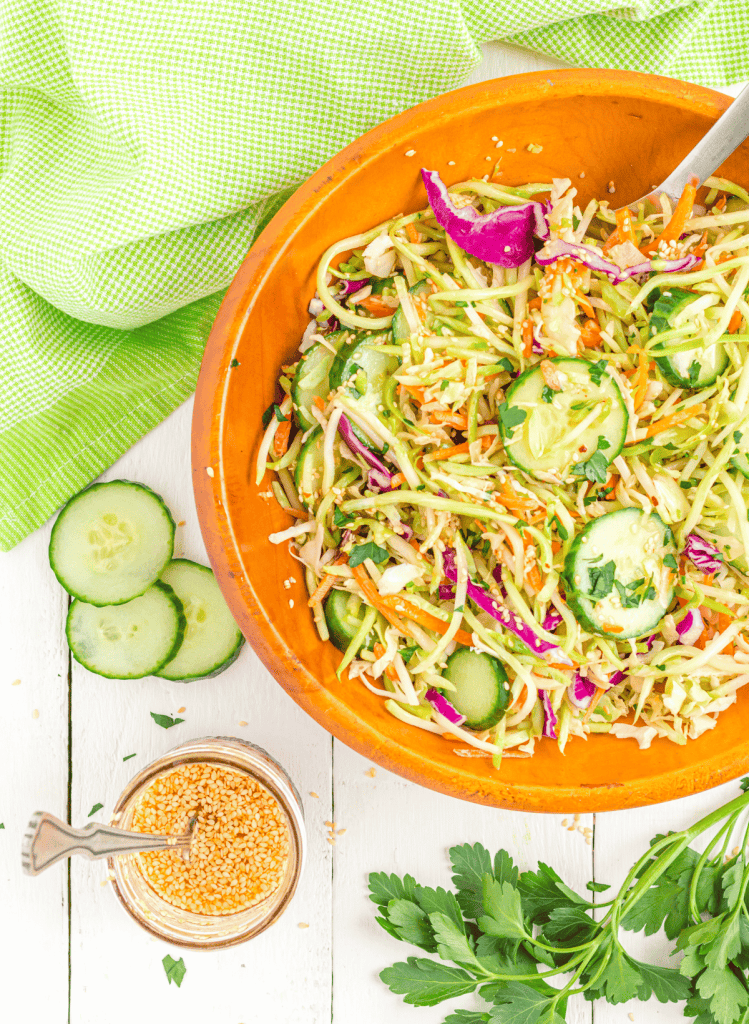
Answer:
[21, 811, 196, 876]
[616, 83, 749, 212]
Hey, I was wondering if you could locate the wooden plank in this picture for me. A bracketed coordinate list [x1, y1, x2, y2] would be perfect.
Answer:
[69, 399, 334, 1023]
[332, 741, 594, 1024]
[0, 521, 70, 1017]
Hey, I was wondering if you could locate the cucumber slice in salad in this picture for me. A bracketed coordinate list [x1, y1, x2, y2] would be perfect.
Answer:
[67, 581, 186, 679]
[500, 358, 628, 481]
[328, 330, 399, 418]
[650, 288, 729, 388]
[563, 508, 676, 639]
[295, 427, 354, 511]
[392, 280, 433, 340]
[49, 480, 175, 606]
[291, 330, 348, 430]
[324, 589, 377, 652]
[156, 560, 244, 681]
[443, 649, 510, 730]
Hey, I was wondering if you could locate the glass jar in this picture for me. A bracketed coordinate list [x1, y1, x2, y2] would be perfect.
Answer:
[109, 736, 305, 949]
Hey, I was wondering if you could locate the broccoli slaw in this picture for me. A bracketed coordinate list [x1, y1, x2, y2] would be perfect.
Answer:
[258, 167, 749, 766]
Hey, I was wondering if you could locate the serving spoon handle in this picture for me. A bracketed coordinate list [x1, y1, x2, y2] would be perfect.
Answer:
[617, 83, 749, 210]
[21, 811, 192, 876]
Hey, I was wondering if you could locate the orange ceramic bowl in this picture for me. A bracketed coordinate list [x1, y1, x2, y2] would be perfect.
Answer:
[193, 69, 749, 812]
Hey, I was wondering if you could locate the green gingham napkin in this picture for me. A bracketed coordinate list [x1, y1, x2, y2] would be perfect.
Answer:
[1, 0, 746, 550]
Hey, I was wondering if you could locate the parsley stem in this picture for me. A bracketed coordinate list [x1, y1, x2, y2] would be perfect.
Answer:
[689, 812, 740, 923]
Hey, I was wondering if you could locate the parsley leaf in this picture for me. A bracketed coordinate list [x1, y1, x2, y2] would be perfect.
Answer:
[443, 1012, 490, 1024]
[477, 878, 528, 942]
[741, 777, 749, 793]
[379, 957, 477, 1007]
[517, 862, 586, 926]
[688, 360, 701, 385]
[369, 871, 417, 909]
[588, 360, 608, 386]
[162, 954, 186, 987]
[261, 402, 275, 428]
[498, 358, 514, 373]
[230, 358, 240, 368]
[586, 880, 610, 893]
[550, 515, 568, 541]
[571, 449, 609, 484]
[387, 899, 436, 951]
[150, 712, 185, 729]
[347, 541, 389, 568]
[587, 560, 615, 600]
[663, 553, 678, 570]
[735, 429, 744, 445]
[333, 507, 354, 528]
[696, 965, 749, 1024]
[498, 403, 526, 432]
[87, 802, 103, 817]
[490, 983, 563, 1024]
[597, 435, 611, 450]
[541, 385, 554, 404]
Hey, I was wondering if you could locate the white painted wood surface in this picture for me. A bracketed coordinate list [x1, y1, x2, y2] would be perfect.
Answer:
[2, 40, 747, 1024]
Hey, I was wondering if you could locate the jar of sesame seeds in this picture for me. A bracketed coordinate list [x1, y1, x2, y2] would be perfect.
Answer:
[108, 737, 305, 948]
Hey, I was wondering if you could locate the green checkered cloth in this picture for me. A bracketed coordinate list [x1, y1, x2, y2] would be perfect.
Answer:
[1, 0, 746, 549]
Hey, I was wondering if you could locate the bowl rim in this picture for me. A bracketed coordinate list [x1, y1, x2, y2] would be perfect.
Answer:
[192, 67, 747, 812]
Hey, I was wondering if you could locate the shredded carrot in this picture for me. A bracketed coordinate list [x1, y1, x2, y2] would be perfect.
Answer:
[522, 535, 544, 592]
[729, 310, 743, 334]
[313, 395, 326, 412]
[528, 297, 543, 311]
[351, 565, 414, 636]
[307, 554, 348, 608]
[601, 623, 624, 634]
[603, 473, 618, 500]
[715, 194, 727, 212]
[627, 345, 650, 410]
[373, 642, 399, 681]
[495, 477, 539, 514]
[551, 541, 562, 555]
[693, 231, 709, 258]
[358, 294, 397, 317]
[575, 289, 596, 319]
[510, 684, 528, 711]
[423, 437, 493, 462]
[272, 418, 291, 459]
[640, 177, 698, 256]
[614, 207, 639, 248]
[389, 472, 407, 488]
[583, 686, 608, 723]
[405, 222, 420, 243]
[431, 410, 468, 429]
[639, 403, 706, 439]
[379, 593, 475, 646]
[580, 318, 603, 348]
[397, 383, 426, 404]
[522, 319, 534, 357]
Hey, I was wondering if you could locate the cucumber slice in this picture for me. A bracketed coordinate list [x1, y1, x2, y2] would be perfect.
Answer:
[292, 330, 348, 430]
[329, 330, 399, 419]
[49, 480, 175, 606]
[294, 427, 353, 511]
[650, 288, 728, 388]
[563, 508, 676, 639]
[392, 280, 433, 340]
[67, 581, 185, 679]
[731, 453, 749, 480]
[500, 358, 628, 481]
[156, 560, 244, 681]
[443, 649, 510, 730]
[324, 589, 377, 652]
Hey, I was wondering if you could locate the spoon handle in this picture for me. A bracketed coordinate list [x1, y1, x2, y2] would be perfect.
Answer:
[657, 83, 749, 203]
[21, 811, 189, 876]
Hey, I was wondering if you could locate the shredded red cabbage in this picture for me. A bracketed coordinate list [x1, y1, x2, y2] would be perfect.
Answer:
[337, 277, 371, 297]
[607, 633, 657, 688]
[676, 607, 705, 646]
[541, 690, 557, 739]
[421, 169, 549, 268]
[567, 671, 596, 710]
[542, 609, 563, 632]
[684, 534, 723, 574]
[439, 584, 456, 601]
[535, 239, 699, 285]
[425, 688, 466, 726]
[444, 549, 571, 664]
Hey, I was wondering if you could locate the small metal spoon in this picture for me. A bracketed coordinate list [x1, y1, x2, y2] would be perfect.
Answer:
[616, 82, 749, 212]
[21, 811, 196, 876]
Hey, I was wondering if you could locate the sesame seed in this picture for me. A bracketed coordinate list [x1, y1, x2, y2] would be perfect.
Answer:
[177, 707, 186, 714]
[205, 466, 214, 478]
[177, 520, 186, 527]
[11, 679, 20, 686]
[607, 181, 616, 194]
[130, 762, 290, 916]
[561, 818, 568, 827]
[628, 1015, 634, 1022]
[298, 922, 309, 929]
[238, 720, 248, 727]
[32, 709, 39, 719]
[447, 160, 456, 166]
[365, 767, 377, 777]
[491, 136, 498, 142]
[579, 172, 585, 179]
[288, 599, 294, 609]
[309, 791, 319, 799]
[405, 149, 416, 157]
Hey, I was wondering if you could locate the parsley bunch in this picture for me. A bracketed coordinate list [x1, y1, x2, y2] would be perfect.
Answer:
[370, 781, 749, 1023]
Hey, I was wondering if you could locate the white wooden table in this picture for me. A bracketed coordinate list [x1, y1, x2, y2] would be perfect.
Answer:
[2, 42, 747, 1024]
